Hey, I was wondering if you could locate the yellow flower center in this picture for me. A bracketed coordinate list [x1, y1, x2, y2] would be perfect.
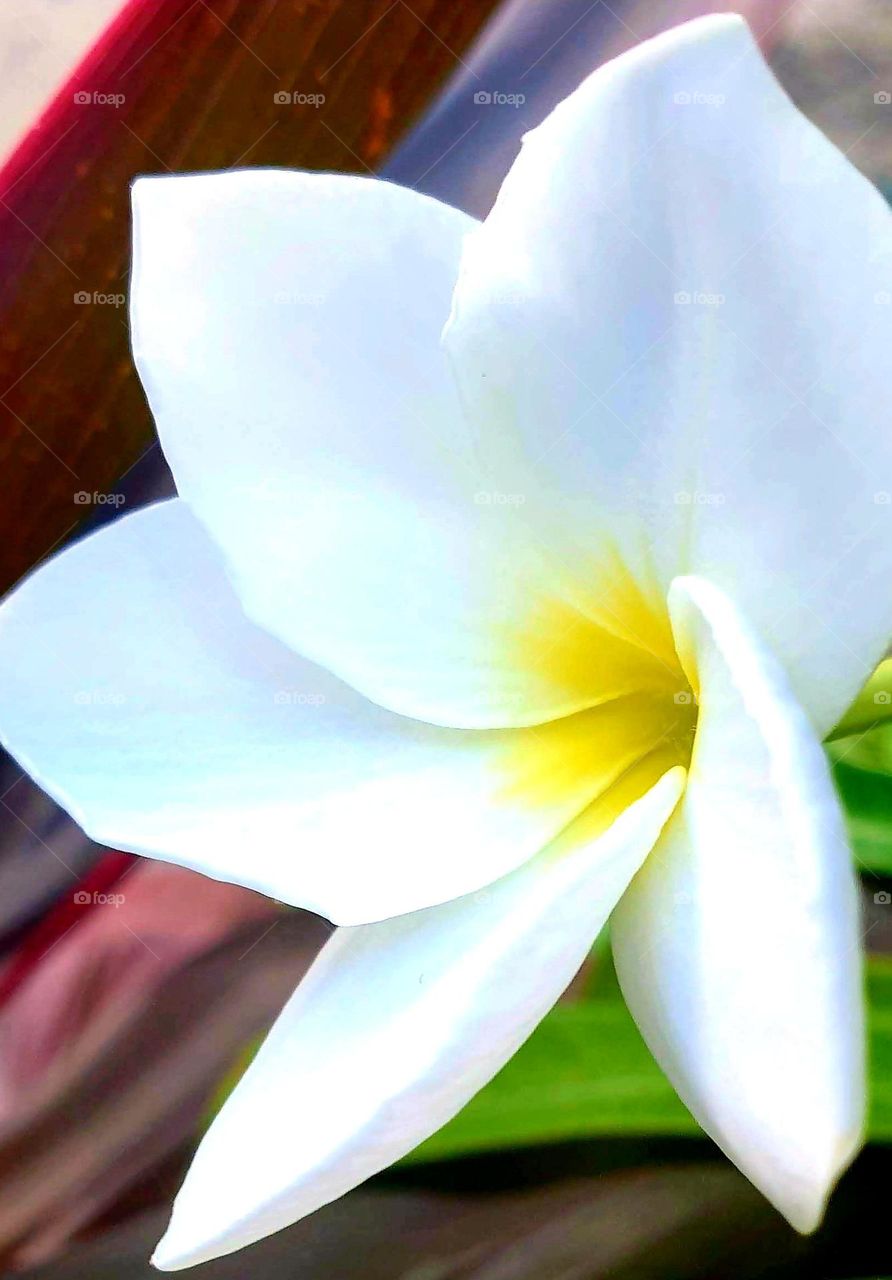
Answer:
[497, 580, 697, 852]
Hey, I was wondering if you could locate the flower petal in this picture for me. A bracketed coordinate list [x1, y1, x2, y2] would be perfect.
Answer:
[131, 169, 678, 729]
[445, 13, 892, 735]
[612, 574, 864, 1233]
[151, 764, 685, 1269]
[0, 500, 679, 925]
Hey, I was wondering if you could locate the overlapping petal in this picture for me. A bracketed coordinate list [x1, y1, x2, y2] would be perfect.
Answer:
[151, 764, 685, 1270]
[0, 500, 680, 925]
[445, 13, 892, 735]
[130, 170, 680, 730]
[612, 575, 863, 1232]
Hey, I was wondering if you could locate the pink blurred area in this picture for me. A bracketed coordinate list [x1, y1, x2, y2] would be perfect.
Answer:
[0, 862, 273, 1097]
[0, 856, 327, 1269]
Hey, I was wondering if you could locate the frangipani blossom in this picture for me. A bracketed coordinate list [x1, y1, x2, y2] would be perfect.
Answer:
[0, 8, 889, 1269]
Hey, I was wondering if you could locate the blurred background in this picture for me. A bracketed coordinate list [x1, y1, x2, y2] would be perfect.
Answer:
[0, 1, 890, 1276]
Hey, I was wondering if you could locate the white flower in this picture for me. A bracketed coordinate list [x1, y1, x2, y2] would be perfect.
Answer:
[0, 12, 889, 1270]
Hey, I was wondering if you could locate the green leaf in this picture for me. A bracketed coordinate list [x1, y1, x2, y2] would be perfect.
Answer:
[834, 758, 892, 876]
[831, 720, 892, 775]
[827, 657, 892, 742]
[829, 723, 892, 875]
[404, 959, 892, 1164]
[870, 959, 892, 1139]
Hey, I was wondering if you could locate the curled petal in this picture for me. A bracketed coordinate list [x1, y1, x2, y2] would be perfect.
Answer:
[613, 575, 864, 1232]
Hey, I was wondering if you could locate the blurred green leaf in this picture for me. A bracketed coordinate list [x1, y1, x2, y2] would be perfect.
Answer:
[829, 723, 892, 875]
[827, 658, 892, 742]
[832, 721, 892, 774]
[406, 959, 892, 1163]
[834, 759, 892, 876]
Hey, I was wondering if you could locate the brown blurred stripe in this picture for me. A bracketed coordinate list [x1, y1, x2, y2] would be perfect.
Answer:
[0, 0, 503, 597]
[8, 1165, 800, 1279]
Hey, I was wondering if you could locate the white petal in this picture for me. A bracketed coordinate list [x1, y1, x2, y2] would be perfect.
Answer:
[445, 13, 892, 735]
[612, 575, 864, 1232]
[151, 764, 685, 1269]
[131, 169, 679, 729]
[0, 500, 680, 925]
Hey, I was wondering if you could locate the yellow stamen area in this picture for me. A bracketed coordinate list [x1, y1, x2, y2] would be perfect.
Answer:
[501, 539, 684, 721]
[494, 582, 696, 850]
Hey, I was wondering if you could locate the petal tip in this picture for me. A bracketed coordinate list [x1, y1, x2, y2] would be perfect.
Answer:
[150, 1223, 221, 1273]
[522, 9, 762, 159]
[627, 9, 758, 75]
[774, 1122, 863, 1236]
[149, 1240, 183, 1272]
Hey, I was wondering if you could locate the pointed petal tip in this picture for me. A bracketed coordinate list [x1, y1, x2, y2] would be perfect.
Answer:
[516, 10, 758, 154]
[150, 1242, 179, 1272]
[151, 1228, 216, 1272]
[783, 1193, 827, 1238]
[660, 10, 754, 48]
[604, 9, 756, 74]
[770, 1123, 863, 1236]
[618, 9, 760, 84]
[151, 1219, 209, 1273]
[676, 10, 751, 36]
